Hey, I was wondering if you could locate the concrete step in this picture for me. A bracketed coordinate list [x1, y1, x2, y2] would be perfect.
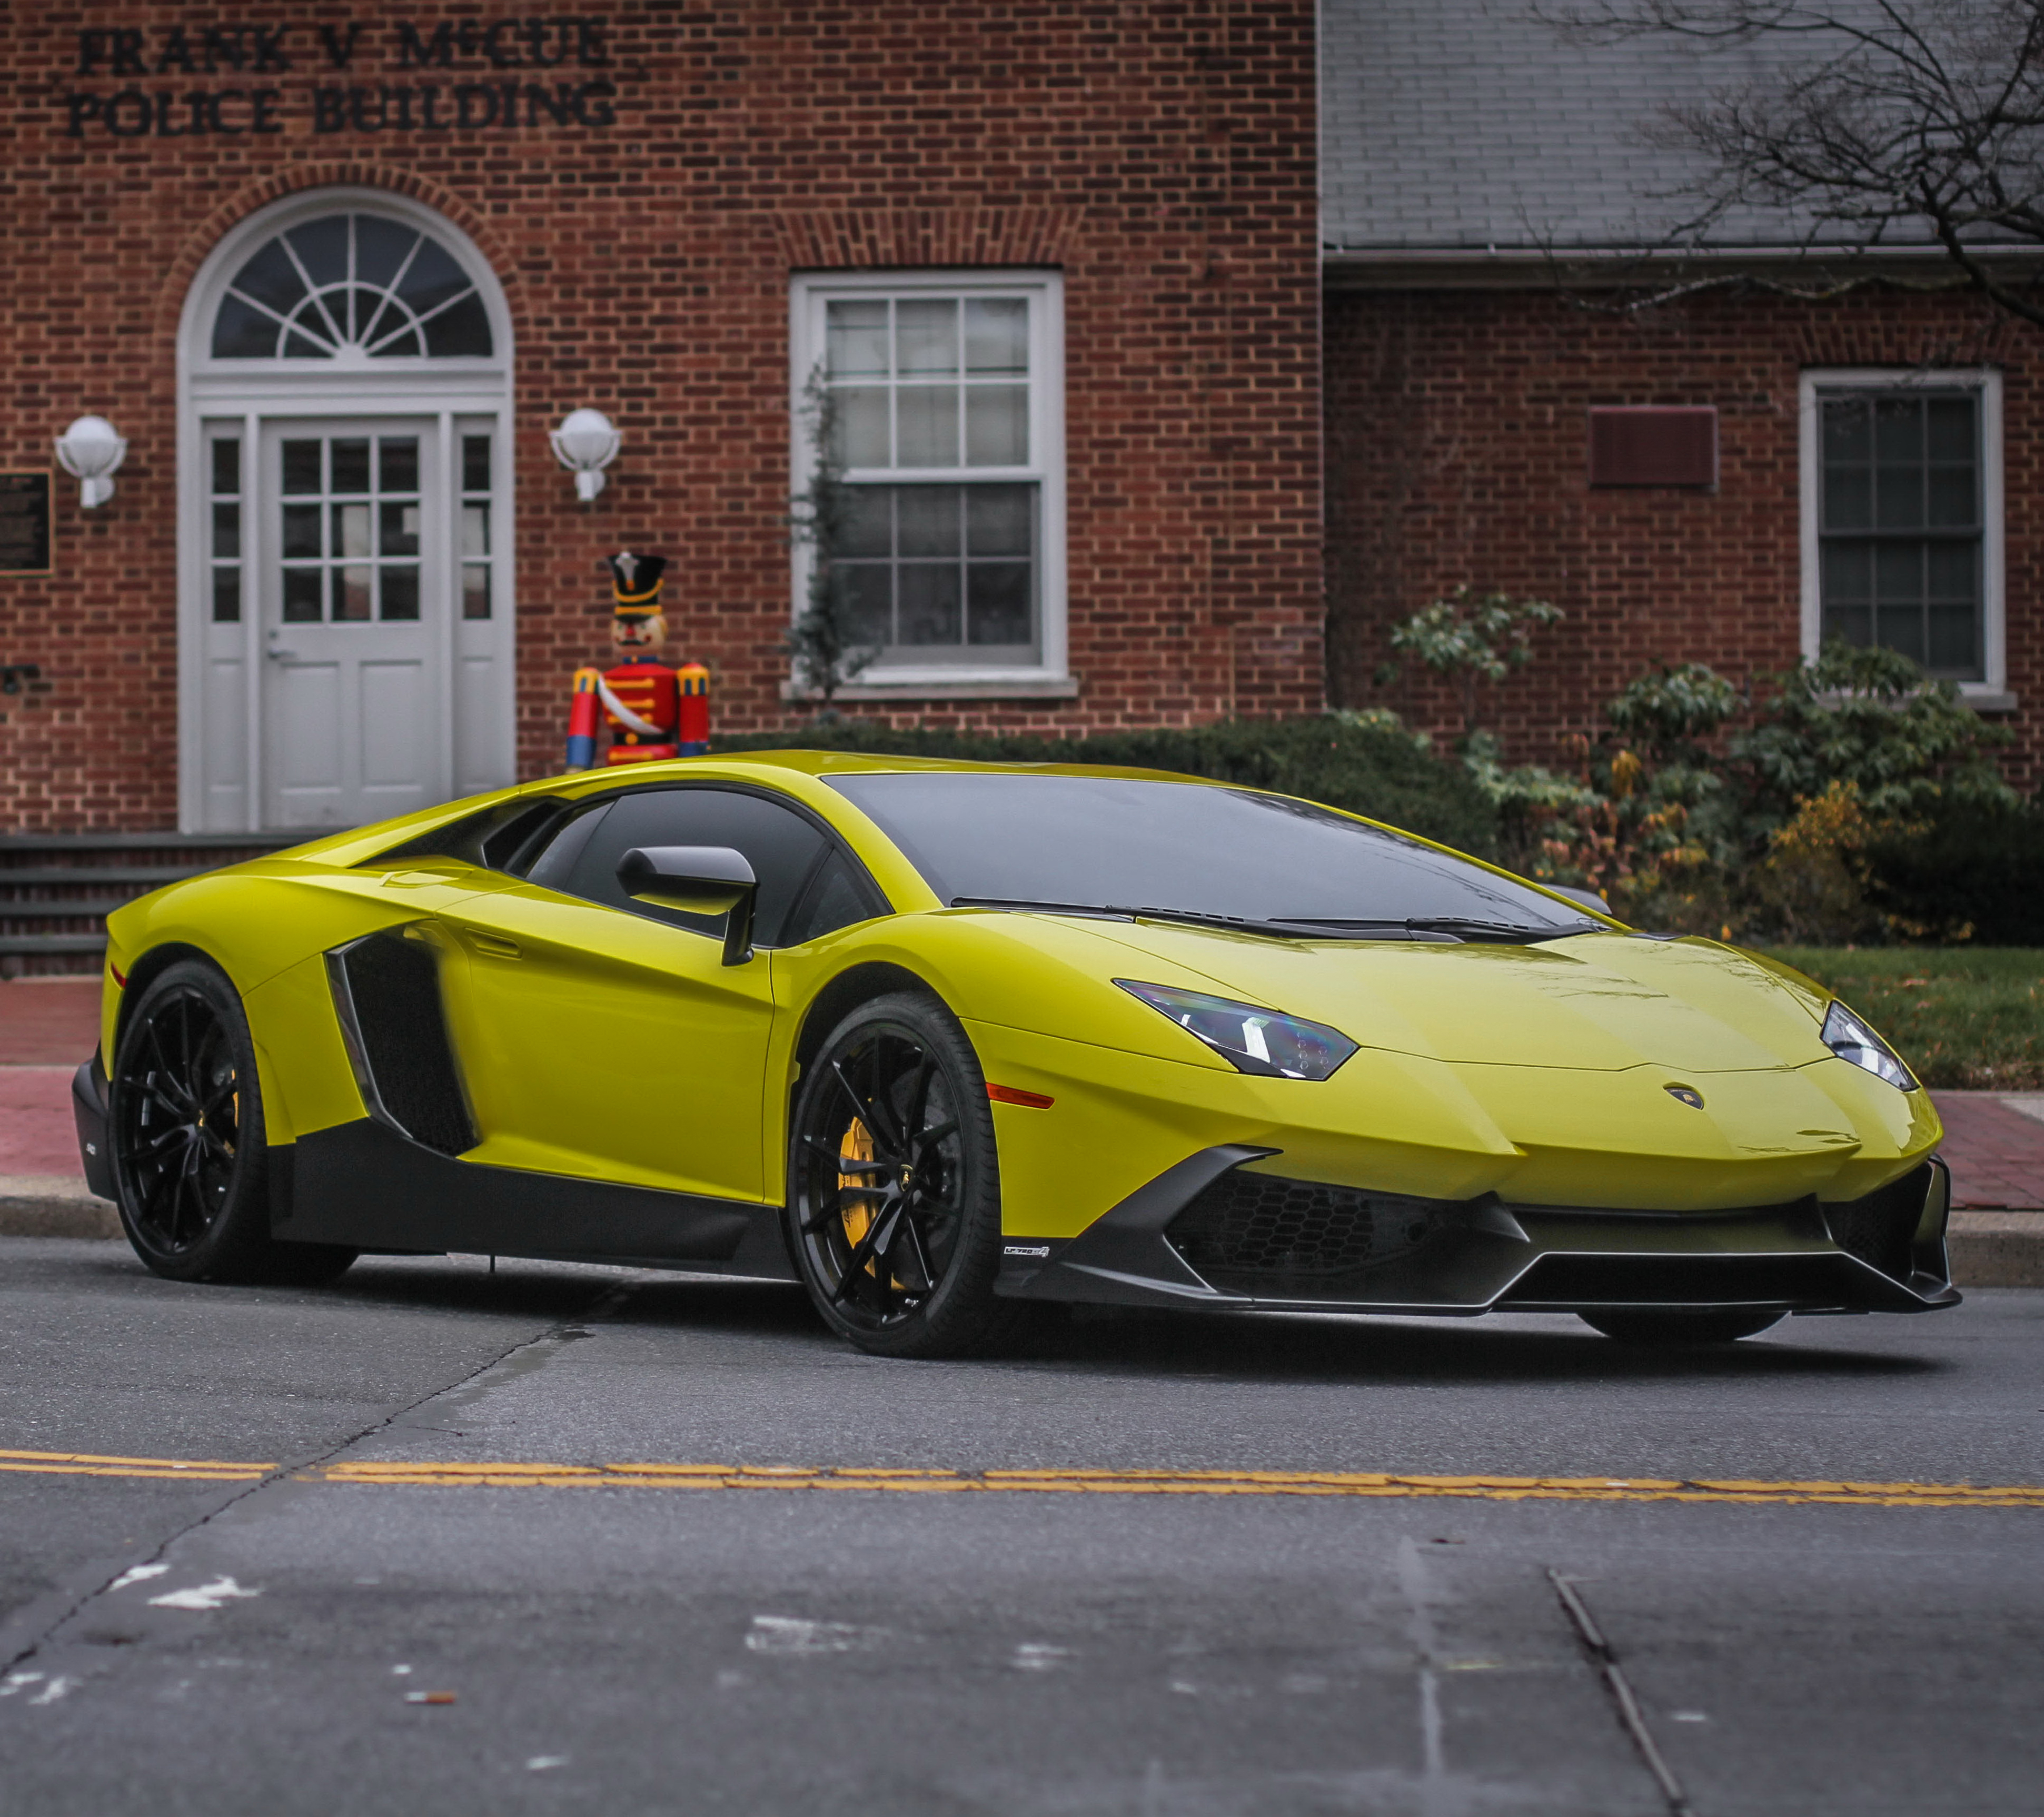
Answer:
[0, 832, 307, 976]
[0, 867, 203, 888]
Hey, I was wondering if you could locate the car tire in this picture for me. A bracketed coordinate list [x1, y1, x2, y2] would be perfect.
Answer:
[1578, 1309, 1785, 1345]
[785, 989, 1026, 1359]
[110, 959, 357, 1287]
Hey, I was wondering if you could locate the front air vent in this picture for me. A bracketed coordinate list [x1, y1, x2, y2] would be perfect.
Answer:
[1166, 1167, 1445, 1290]
[325, 931, 477, 1156]
[1821, 1163, 1931, 1282]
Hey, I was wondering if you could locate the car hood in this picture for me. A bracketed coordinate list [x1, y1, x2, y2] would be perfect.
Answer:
[1071, 922, 1833, 1076]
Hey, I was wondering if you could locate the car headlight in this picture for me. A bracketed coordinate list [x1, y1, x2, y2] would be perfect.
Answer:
[1115, 980, 1358, 1080]
[1821, 999, 1918, 1092]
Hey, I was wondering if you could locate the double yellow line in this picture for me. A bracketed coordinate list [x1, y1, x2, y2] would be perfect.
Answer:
[0, 1448, 270, 1483]
[4, 1448, 2034, 1508]
[309, 1462, 2044, 1507]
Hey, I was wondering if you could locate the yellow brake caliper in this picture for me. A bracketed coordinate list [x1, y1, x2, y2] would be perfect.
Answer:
[837, 1117, 909, 1290]
[837, 1118, 875, 1251]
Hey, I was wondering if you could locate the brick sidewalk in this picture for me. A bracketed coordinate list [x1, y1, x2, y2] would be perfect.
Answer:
[1929, 1094, 2044, 1210]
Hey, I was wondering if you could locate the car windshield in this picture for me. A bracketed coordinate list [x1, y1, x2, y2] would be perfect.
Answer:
[827, 773, 1596, 937]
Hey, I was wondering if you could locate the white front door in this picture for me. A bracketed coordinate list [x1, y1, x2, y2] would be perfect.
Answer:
[259, 419, 445, 829]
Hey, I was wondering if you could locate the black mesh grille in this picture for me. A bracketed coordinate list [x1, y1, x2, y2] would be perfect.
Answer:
[1167, 1169, 1445, 1284]
[333, 933, 477, 1157]
[1822, 1163, 1931, 1281]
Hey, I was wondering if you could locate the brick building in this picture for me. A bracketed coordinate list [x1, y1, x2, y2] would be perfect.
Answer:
[6, 2, 2037, 843]
[2, 2, 1321, 833]
[1321, 3, 2042, 788]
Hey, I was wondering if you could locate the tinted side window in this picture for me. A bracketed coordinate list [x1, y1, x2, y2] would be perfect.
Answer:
[559, 788, 831, 947]
[782, 850, 885, 946]
[368, 797, 567, 873]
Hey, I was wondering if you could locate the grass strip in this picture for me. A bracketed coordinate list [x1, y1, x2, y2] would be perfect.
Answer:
[1763, 947, 2043, 1090]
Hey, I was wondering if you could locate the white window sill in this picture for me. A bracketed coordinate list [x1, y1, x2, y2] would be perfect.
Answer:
[1810, 686, 2019, 713]
[781, 671, 1080, 703]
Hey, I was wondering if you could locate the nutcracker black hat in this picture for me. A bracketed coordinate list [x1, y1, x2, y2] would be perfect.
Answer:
[606, 551, 667, 618]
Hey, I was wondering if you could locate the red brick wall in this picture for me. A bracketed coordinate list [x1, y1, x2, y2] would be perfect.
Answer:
[0, 2, 1322, 831]
[1325, 283, 2040, 788]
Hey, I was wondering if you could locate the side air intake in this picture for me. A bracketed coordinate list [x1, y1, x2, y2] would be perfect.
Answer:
[325, 930, 478, 1156]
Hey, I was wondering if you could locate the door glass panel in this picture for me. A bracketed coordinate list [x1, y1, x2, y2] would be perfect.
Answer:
[331, 438, 371, 494]
[382, 567, 421, 620]
[380, 438, 419, 492]
[335, 502, 371, 558]
[282, 440, 322, 493]
[282, 569, 322, 622]
[275, 432, 434, 624]
[335, 565, 373, 621]
[460, 433, 492, 619]
[207, 434, 243, 623]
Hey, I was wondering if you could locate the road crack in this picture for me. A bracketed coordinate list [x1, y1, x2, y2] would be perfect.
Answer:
[0, 1272, 647, 1679]
[1548, 1567, 1694, 1817]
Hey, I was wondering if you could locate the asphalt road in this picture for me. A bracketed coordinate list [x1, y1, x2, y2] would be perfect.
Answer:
[0, 1238, 2038, 1816]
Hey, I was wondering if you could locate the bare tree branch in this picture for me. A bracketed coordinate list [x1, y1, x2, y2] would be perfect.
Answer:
[1534, 1, 2044, 327]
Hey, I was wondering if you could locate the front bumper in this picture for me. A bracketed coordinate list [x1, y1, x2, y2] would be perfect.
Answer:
[72, 1053, 117, 1202]
[996, 1148, 1958, 1317]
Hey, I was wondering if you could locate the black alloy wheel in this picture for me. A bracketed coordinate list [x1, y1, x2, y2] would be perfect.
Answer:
[1579, 1308, 1785, 1345]
[786, 991, 1020, 1358]
[110, 959, 355, 1286]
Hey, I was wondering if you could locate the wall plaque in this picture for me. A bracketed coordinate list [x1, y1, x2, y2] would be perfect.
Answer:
[0, 473, 53, 575]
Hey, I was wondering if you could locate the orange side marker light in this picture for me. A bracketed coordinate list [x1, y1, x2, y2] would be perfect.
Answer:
[986, 1084, 1055, 1109]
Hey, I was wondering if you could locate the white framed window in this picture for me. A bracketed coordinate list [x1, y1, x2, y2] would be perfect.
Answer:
[790, 270, 1069, 697]
[1800, 367, 2011, 706]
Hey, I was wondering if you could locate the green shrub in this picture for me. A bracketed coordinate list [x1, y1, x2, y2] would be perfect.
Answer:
[1861, 801, 2044, 946]
[711, 714, 1503, 857]
[1731, 642, 2019, 833]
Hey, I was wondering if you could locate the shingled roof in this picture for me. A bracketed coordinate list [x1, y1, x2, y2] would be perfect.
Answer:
[1319, 0, 1890, 260]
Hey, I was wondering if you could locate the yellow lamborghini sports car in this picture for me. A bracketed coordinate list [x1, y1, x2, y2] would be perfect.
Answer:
[72, 753, 1957, 1356]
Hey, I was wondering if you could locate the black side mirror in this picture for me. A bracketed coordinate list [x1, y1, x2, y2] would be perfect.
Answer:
[616, 846, 758, 965]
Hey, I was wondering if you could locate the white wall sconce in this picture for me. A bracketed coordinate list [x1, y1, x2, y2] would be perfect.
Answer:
[55, 415, 127, 509]
[550, 408, 621, 503]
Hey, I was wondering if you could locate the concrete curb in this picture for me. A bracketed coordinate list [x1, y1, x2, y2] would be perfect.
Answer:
[0, 1187, 2036, 1286]
[0, 1177, 120, 1240]
[1948, 1212, 2044, 1289]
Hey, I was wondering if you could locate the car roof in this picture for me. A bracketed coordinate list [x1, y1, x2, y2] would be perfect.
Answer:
[275, 750, 1235, 872]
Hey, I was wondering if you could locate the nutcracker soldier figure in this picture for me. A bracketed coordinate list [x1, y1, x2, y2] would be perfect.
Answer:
[563, 552, 710, 771]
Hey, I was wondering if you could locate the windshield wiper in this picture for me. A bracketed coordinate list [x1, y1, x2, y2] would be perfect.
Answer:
[950, 897, 1312, 937]
[949, 899, 1455, 940]
[1397, 915, 1598, 943]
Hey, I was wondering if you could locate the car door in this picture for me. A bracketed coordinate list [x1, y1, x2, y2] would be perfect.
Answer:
[432, 785, 837, 1204]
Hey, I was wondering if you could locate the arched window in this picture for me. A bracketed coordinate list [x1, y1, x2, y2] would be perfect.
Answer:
[210, 212, 493, 360]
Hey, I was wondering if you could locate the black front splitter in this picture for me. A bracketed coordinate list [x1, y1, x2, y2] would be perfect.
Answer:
[995, 1150, 1959, 1318]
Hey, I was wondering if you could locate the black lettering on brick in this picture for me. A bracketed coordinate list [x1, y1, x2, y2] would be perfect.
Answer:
[202, 27, 246, 72]
[155, 27, 196, 74]
[319, 24, 365, 69]
[396, 22, 455, 68]
[104, 88, 151, 135]
[455, 84, 499, 128]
